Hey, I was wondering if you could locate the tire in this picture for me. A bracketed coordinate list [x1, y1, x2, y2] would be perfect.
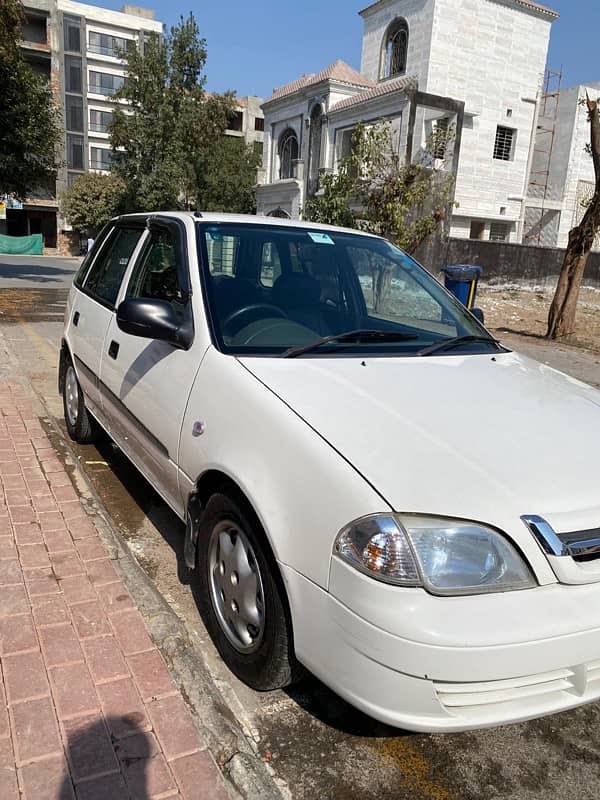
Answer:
[62, 362, 98, 444]
[195, 492, 302, 691]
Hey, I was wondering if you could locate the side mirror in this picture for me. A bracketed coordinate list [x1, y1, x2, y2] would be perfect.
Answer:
[116, 298, 191, 349]
[470, 307, 485, 325]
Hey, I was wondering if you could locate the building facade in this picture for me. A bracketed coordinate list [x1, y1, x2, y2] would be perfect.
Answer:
[225, 96, 265, 148]
[11, 1, 162, 253]
[257, 0, 558, 244]
[524, 82, 600, 250]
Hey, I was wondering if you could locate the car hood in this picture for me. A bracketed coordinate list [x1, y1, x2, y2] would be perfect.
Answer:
[240, 351, 600, 532]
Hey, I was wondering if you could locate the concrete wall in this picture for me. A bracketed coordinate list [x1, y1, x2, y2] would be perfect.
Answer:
[416, 237, 600, 289]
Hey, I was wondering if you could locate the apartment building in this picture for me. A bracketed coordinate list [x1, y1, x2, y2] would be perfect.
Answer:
[257, 0, 559, 244]
[225, 96, 265, 148]
[13, 0, 162, 253]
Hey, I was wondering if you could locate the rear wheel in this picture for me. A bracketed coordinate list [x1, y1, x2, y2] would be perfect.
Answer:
[195, 492, 302, 690]
[63, 363, 98, 444]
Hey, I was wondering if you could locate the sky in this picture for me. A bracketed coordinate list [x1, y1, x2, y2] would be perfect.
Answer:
[89, 0, 600, 99]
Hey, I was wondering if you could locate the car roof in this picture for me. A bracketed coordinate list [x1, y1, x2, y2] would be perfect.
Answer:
[115, 211, 382, 240]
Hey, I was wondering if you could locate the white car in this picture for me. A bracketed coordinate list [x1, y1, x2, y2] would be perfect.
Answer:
[60, 212, 600, 732]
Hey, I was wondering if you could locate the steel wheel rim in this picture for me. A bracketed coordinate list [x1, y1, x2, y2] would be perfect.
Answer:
[65, 366, 79, 428]
[208, 520, 266, 653]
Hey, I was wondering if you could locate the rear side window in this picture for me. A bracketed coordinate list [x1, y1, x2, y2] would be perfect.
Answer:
[83, 227, 142, 307]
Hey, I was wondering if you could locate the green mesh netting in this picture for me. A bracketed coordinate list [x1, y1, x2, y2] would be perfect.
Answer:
[0, 234, 43, 255]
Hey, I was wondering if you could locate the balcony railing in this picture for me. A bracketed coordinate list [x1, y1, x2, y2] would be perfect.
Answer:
[89, 123, 110, 133]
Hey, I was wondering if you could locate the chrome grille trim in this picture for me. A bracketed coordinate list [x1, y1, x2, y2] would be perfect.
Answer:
[522, 515, 600, 561]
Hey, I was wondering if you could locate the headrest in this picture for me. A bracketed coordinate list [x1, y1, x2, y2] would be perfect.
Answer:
[272, 272, 321, 308]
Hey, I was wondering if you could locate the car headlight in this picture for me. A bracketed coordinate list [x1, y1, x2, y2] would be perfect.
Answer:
[334, 514, 536, 596]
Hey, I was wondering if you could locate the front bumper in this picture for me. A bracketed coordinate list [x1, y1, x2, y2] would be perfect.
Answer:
[280, 561, 600, 732]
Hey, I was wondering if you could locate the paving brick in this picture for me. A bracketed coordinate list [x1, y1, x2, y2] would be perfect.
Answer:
[44, 530, 75, 553]
[96, 678, 149, 739]
[127, 650, 176, 702]
[82, 635, 129, 684]
[110, 610, 153, 656]
[13, 522, 43, 545]
[19, 756, 74, 800]
[62, 714, 119, 783]
[96, 582, 134, 615]
[38, 512, 66, 532]
[9, 506, 36, 525]
[61, 502, 87, 522]
[40, 459, 63, 475]
[18, 543, 51, 570]
[47, 473, 72, 488]
[0, 613, 37, 655]
[0, 537, 17, 560]
[3, 650, 49, 704]
[32, 496, 59, 514]
[0, 585, 30, 616]
[5, 491, 30, 507]
[39, 623, 84, 667]
[21, 468, 45, 483]
[59, 575, 97, 605]
[50, 663, 99, 719]
[52, 485, 78, 503]
[86, 560, 119, 587]
[0, 516, 13, 537]
[67, 518, 97, 540]
[114, 729, 160, 759]
[146, 695, 201, 761]
[71, 602, 110, 639]
[10, 697, 62, 765]
[26, 480, 52, 498]
[127, 755, 178, 798]
[25, 568, 60, 597]
[50, 551, 85, 580]
[0, 679, 8, 738]
[0, 462, 20, 476]
[1, 476, 24, 490]
[32, 596, 70, 627]
[170, 750, 230, 800]
[75, 773, 128, 800]
[75, 539, 107, 563]
[0, 738, 19, 799]
[0, 559, 22, 586]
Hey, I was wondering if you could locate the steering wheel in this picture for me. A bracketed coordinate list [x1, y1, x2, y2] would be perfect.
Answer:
[222, 303, 287, 336]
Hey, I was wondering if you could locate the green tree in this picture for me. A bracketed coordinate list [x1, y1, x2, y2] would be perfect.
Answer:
[110, 13, 236, 212]
[304, 122, 456, 254]
[0, 0, 61, 199]
[196, 138, 261, 214]
[60, 173, 126, 234]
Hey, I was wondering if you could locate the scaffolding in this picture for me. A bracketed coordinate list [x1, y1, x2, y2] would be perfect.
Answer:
[525, 67, 563, 246]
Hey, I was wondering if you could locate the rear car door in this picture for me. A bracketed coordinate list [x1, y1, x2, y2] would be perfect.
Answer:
[99, 216, 202, 515]
[66, 221, 145, 424]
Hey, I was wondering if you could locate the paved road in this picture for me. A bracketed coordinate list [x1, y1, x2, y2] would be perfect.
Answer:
[2, 275, 600, 800]
[0, 254, 81, 289]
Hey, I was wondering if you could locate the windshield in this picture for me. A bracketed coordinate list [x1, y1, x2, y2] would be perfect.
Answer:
[197, 222, 495, 357]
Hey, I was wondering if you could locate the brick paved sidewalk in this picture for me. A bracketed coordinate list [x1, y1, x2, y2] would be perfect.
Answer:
[0, 380, 232, 800]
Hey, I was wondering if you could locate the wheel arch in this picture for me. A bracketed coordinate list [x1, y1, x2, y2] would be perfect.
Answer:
[58, 338, 73, 394]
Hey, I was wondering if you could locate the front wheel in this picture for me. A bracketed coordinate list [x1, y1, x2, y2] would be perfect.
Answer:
[63, 363, 98, 444]
[195, 492, 302, 691]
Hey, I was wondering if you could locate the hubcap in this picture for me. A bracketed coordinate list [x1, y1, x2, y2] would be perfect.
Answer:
[65, 366, 79, 427]
[208, 521, 265, 653]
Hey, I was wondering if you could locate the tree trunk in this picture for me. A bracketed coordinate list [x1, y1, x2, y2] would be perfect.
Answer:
[547, 95, 600, 339]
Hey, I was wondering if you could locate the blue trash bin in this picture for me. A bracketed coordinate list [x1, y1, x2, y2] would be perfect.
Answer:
[442, 265, 482, 309]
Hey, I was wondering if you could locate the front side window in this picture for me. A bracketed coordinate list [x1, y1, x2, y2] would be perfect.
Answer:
[381, 18, 409, 79]
[127, 228, 184, 306]
[197, 223, 492, 357]
[83, 227, 142, 307]
[278, 129, 298, 180]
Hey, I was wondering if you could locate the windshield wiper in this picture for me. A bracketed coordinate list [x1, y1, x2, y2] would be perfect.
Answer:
[417, 334, 501, 357]
[282, 329, 419, 358]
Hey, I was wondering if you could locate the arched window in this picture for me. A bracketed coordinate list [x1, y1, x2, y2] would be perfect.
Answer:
[279, 128, 299, 179]
[307, 105, 323, 196]
[381, 18, 409, 79]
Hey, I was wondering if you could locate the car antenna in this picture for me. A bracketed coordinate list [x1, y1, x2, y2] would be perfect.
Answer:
[193, 210, 203, 218]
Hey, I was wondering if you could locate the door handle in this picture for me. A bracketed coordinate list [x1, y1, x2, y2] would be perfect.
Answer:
[108, 340, 119, 360]
[73, 311, 80, 326]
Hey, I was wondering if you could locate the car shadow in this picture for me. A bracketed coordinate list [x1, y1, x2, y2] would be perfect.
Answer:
[0, 262, 77, 282]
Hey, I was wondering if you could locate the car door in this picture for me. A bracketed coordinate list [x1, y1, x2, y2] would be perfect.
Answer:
[66, 221, 146, 423]
[99, 216, 202, 516]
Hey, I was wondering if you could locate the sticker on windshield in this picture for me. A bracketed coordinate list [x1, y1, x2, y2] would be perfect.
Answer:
[307, 232, 334, 245]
